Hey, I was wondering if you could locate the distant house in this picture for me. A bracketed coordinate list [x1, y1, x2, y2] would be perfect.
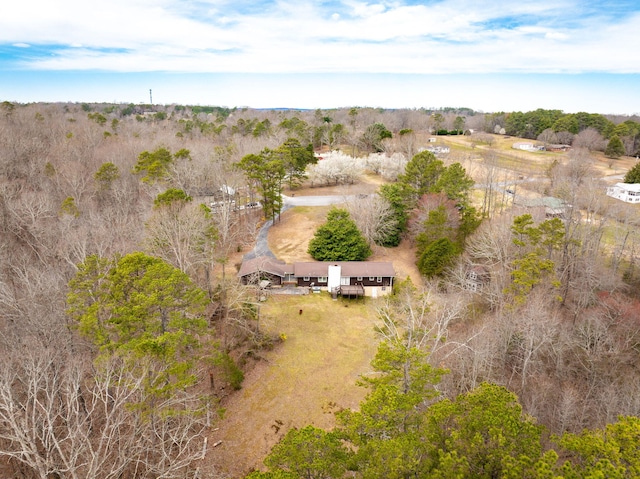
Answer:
[512, 142, 541, 152]
[420, 145, 450, 155]
[607, 183, 640, 203]
[464, 265, 491, 292]
[220, 184, 236, 196]
[513, 196, 571, 218]
[546, 144, 571, 152]
[239, 259, 395, 297]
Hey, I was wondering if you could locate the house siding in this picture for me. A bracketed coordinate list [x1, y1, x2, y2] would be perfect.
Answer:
[241, 272, 283, 286]
[296, 276, 392, 288]
[240, 260, 395, 297]
[363, 285, 392, 297]
[349, 277, 392, 287]
[297, 277, 327, 287]
[607, 183, 640, 203]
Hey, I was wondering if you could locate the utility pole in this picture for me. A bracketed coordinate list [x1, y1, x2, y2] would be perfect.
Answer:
[149, 89, 152, 105]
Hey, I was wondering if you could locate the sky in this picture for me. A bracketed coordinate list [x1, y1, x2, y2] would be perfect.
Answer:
[1, 0, 640, 114]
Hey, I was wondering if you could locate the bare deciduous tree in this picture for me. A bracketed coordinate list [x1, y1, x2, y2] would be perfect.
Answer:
[144, 200, 216, 287]
[0, 348, 207, 479]
[346, 194, 398, 247]
[556, 130, 575, 145]
[537, 128, 558, 146]
[572, 127, 606, 151]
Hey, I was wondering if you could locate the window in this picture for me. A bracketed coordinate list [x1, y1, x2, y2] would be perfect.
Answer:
[377, 277, 382, 283]
[369, 277, 374, 281]
[318, 276, 327, 283]
[303, 276, 310, 281]
[357, 276, 363, 281]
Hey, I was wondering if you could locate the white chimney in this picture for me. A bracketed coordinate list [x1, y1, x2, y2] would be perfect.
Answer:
[327, 264, 341, 292]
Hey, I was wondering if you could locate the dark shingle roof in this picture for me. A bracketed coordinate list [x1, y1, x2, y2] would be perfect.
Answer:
[238, 257, 290, 278]
[293, 261, 395, 278]
[239, 257, 395, 279]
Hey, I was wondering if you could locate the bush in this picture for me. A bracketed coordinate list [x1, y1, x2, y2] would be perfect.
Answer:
[308, 208, 372, 261]
[220, 352, 244, 390]
[417, 237, 457, 277]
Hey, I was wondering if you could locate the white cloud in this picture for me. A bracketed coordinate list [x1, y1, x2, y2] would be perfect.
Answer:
[1, 0, 640, 75]
[545, 31, 569, 40]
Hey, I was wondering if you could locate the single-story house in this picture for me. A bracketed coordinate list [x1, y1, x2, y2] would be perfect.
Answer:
[420, 146, 450, 155]
[513, 196, 571, 218]
[546, 144, 571, 152]
[512, 142, 542, 151]
[239, 258, 395, 297]
[607, 183, 640, 203]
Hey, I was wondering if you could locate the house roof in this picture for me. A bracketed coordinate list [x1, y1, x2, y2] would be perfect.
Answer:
[237, 256, 291, 278]
[514, 196, 566, 209]
[238, 257, 395, 279]
[612, 182, 640, 193]
[513, 142, 535, 148]
[293, 261, 395, 278]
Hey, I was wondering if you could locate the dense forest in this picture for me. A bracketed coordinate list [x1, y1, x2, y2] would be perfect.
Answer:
[1, 100, 640, 478]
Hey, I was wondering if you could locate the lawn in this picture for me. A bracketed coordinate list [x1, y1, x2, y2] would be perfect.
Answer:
[209, 294, 380, 477]
[268, 205, 333, 263]
[268, 204, 423, 284]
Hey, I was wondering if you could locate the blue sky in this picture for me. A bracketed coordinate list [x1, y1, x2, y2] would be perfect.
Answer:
[1, 0, 639, 114]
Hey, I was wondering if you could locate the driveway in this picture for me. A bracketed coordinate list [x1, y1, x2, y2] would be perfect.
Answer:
[242, 212, 286, 261]
[282, 194, 366, 207]
[242, 194, 363, 261]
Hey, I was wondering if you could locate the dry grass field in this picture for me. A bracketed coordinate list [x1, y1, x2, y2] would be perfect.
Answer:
[444, 133, 635, 179]
[289, 171, 386, 197]
[210, 175, 422, 477]
[209, 294, 379, 477]
[267, 205, 330, 263]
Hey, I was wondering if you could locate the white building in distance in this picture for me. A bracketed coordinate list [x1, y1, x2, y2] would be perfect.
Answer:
[606, 183, 640, 203]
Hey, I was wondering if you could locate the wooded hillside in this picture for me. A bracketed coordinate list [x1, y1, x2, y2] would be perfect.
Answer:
[1, 101, 640, 478]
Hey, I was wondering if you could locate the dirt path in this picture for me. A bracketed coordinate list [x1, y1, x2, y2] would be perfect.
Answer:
[208, 295, 378, 477]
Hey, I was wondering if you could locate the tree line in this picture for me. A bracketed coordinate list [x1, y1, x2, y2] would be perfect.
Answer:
[248, 282, 640, 479]
[1, 100, 639, 478]
[483, 108, 640, 158]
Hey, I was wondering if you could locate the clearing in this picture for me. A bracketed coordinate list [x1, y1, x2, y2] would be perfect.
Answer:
[208, 138, 635, 477]
[210, 175, 420, 477]
[209, 294, 379, 477]
[268, 206, 421, 285]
